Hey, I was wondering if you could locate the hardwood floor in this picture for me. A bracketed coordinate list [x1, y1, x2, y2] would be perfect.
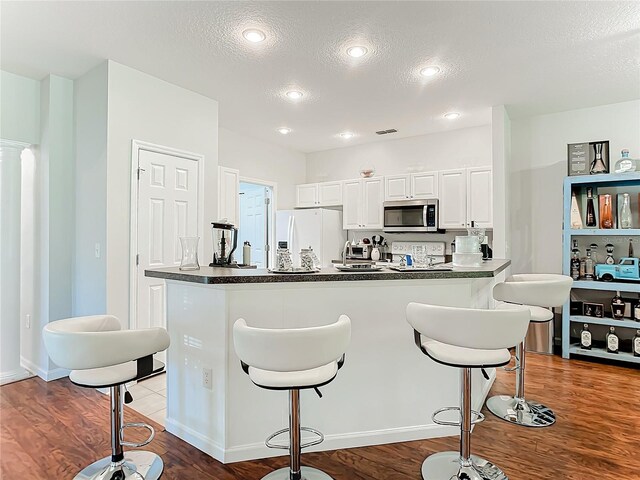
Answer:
[1, 353, 638, 479]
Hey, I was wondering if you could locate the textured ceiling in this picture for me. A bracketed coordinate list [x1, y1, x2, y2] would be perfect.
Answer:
[1, 1, 639, 153]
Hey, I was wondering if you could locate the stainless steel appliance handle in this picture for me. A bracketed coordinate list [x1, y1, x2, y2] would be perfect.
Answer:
[423, 206, 428, 227]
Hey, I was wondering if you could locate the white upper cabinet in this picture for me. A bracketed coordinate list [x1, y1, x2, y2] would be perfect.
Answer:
[384, 172, 438, 201]
[296, 181, 342, 208]
[342, 178, 383, 230]
[318, 181, 343, 206]
[296, 183, 318, 208]
[218, 166, 240, 225]
[411, 171, 438, 199]
[467, 167, 493, 228]
[438, 167, 493, 229]
[385, 174, 410, 201]
[439, 169, 467, 229]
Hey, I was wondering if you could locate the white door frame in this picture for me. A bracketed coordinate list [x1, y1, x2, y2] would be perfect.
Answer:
[239, 176, 278, 269]
[129, 139, 205, 330]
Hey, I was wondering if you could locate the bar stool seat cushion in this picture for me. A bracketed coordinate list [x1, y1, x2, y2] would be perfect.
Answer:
[496, 302, 553, 323]
[70, 358, 165, 388]
[247, 361, 339, 389]
[420, 337, 511, 368]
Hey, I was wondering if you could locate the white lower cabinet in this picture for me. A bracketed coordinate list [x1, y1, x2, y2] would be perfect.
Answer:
[342, 177, 383, 230]
[438, 167, 492, 229]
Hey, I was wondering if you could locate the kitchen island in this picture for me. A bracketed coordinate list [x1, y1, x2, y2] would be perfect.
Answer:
[146, 260, 510, 463]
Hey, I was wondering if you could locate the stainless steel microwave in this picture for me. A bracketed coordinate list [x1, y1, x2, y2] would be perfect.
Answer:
[383, 199, 440, 233]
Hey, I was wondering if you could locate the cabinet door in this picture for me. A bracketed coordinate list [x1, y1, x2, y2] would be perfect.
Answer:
[342, 180, 362, 230]
[296, 183, 318, 208]
[467, 167, 493, 228]
[439, 169, 467, 229]
[411, 171, 438, 199]
[218, 166, 240, 225]
[318, 181, 343, 206]
[385, 174, 410, 201]
[362, 178, 384, 229]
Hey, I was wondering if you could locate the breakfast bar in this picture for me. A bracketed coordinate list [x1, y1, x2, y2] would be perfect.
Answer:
[146, 260, 510, 463]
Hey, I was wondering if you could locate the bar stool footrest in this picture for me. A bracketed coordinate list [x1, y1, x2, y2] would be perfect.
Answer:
[120, 422, 156, 448]
[432, 406, 484, 427]
[265, 426, 324, 450]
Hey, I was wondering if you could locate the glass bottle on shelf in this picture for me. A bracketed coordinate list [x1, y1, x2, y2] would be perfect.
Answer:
[614, 149, 636, 173]
[580, 324, 592, 350]
[589, 243, 599, 264]
[634, 330, 640, 357]
[570, 240, 581, 280]
[606, 327, 619, 354]
[600, 194, 613, 229]
[611, 291, 625, 319]
[629, 238, 634, 257]
[635, 300, 640, 322]
[620, 193, 632, 229]
[605, 243, 615, 265]
[584, 248, 594, 280]
[570, 191, 583, 229]
[585, 187, 597, 227]
[590, 142, 607, 174]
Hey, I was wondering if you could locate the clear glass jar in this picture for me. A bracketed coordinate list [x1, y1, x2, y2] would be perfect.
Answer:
[179, 237, 200, 271]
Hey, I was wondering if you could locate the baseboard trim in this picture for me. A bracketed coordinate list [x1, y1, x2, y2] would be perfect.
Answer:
[0, 368, 34, 386]
[20, 356, 69, 382]
[165, 417, 226, 462]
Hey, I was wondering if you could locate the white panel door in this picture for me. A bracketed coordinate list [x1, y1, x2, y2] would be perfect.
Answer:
[218, 167, 240, 225]
[467, 167, 493, 228]
[439, 169, 467, 229]
[411, 171, 438, 199]
[137, 149, 199, 350]
[318, 181, 342, 206]
[296, 184, 318, 208]
[362, 178, 384, 229]
[385, 174, 410, 201]
[239, 187, 266, 267]
[342, 180, 361, 230]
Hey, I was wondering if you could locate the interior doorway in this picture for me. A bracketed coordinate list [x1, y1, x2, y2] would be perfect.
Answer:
[238, 179, 275, 268]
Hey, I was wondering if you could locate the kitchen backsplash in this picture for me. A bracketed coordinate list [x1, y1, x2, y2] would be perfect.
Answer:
[344, 230, 493, 255]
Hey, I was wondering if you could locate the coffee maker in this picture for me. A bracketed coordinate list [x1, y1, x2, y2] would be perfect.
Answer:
[210, 222, 238, 267]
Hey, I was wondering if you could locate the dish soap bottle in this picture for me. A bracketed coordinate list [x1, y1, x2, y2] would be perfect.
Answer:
[580, 324, 592, 350]
[606, 327, 619, 354]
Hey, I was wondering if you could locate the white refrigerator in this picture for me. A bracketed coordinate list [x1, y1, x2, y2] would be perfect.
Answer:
[276, 209, 346, 267]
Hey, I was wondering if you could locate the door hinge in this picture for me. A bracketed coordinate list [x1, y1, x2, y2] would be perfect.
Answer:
[137, 167, 146, 180]
[136, 254, 139, 266]
[265, 197, 271, 205]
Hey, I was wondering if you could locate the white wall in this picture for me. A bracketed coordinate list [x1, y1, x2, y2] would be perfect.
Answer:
[306, 125, 492, 183]
[0, 71, 40, 144]
[218, 127, 306, 209]
[106, 61, 219, 326]
[510, 100, 640, 274]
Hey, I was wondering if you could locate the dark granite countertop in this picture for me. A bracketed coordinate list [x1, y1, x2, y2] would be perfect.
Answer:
[145, 259, 510, 285]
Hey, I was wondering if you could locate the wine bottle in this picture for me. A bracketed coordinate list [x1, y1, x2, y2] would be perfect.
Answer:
[606, 327, 619, 354]
[571, 248, 581, 280]
[580, 324, 592, 350]
[570, 192, 583, 229]
[600, 194, 613, 229]
[611, 291, 625, 319]
[584, 248, 594, 280]
[585, 187, 597, 227]
[620, 193, 632, 229]
[634, 330, 640, 357]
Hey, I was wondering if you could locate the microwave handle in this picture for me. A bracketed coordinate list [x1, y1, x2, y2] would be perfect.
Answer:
[423, 205, 428, 227]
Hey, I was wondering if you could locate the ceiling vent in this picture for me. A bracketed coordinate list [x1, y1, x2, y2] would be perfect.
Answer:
[376, 129, 398, 135]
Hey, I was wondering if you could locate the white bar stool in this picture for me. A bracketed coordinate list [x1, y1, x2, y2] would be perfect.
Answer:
[43, 315, 170, 480]
[233, 315, 351, 480]
[407, 302, 530, 480]
[487, 274, 572, 428]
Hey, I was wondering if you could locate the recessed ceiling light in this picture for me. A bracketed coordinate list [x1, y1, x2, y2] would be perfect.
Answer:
[347, 46, 368, 58]
[278, 127, 291, 135]
[444, 112, 461, 120]
[340, 132, 354, 139]
[286, 90, 304, 100]
[243, 29, 266, 43]
[420, 66, 441, 77]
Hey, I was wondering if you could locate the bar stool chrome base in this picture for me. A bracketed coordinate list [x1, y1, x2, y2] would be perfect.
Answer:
[421, 452, 507, 480]
[74, 451, 163, 480]
[262, 466, 333, 480]
[486, 395, 556, 428]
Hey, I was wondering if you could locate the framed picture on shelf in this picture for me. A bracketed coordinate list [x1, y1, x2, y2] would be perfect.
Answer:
[583, 302, 604, 318]
[568, 141, 609, 176]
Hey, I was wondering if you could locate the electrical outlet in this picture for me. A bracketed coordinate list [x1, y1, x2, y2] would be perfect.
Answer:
[202, 367, 212, 389]
[25, 314, 31, 329]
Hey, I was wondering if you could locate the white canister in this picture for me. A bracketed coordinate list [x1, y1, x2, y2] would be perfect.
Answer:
[243, 241, 251, 266]
[371, 247, 380, 261]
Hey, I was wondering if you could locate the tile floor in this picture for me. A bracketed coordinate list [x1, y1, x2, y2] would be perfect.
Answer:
[126, 372, 166, 426]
